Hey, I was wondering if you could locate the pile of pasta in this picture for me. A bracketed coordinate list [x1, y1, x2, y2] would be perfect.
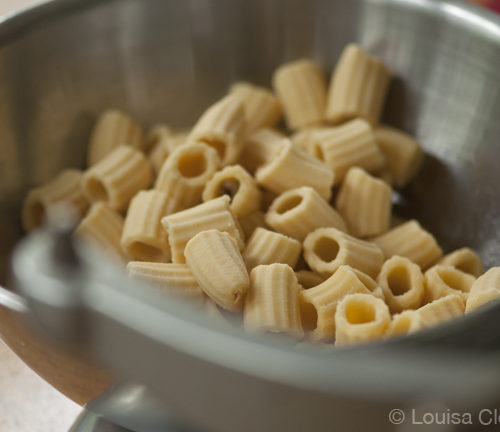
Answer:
[22, 43, 500, 346]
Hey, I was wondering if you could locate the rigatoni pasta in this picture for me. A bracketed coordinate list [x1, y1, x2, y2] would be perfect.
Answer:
[385, 310, 423, 337]
[416, 294, 465, 328]
[465, 267, 500, 312]
[424, 265, 476, 302]
[239, 128, 284, 175]
[438, 247, 483, 277]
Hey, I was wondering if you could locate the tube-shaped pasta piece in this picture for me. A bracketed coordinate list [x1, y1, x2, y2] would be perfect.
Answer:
[336, 167, 392, 238]
[147, 124, 173, 149]
[325, 43, 391, 126]
[372, 220, 443, 270]
[185, 230, 249, 311]
[424, 265, 476, 302]
[416, 294, 465, 328]
[22, 169, 89, 231]
[299, 265, 380, 341]
[255, 139, 334, 201]
[161, 196, 244, 263]
[239, 128, 284, 174]
[295, 270, 325, 289]
[230, 82, 282, 134]
[88, 110, 144, 166]
[82, 146, 152, 212]
[377, 256, 424, 313]
[313, 119, 386, 185]
[121, 190, 171, 262]
[438, 248, 484, 278]
[243, 228, 301, 270]
[127, 262, 204, 302]
[244, 263, 303, 336]
[75, 202, 127, 262]
[202, 165, 261, 218]
[290, 127, 327, 156]
[186, 94, 245, 166]
[374, 126, 424, 188]
[265, 186, 346, 241]
[272, 59, 327, 130]
[148, 128, 187, 176]
[155, 143, 220, 213]
[385, 310, 423, 337]
[335, 293, 391, 346]
[238, 211, 268, 239]
[466, 267, 500, 312]
[303, 227, 383, 278]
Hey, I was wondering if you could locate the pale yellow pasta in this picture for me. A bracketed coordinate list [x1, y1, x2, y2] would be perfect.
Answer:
[372, 220, 443, 270]
[186, 94, 245, 166]
[244, 263, 303, 336]
[75, 202, 127, 262]
[121, 190, 171, 262]
[146, 124, 173, 152]
[385, 310, 423, 337]
[377, 256, 424, 313]
[272, 59, 327, 130]
[185, 230, 249, 311]
[336, 167, 392, 238]
[438, 247, 484, 277]
[424, 265, 475, 302]
[374, 125, 424, 188]
[148, 128, 187, 176]
[295, 270, 325, 289]
[303, 227, 384, 278]
[88, 110, 144, 166]
[335, 293, 391, 346]
[416, 294, 465, 328]
[202, 165, 261, 217]
[161, 195, 244, 263]
[239, 128, 284, 175]
[255, 139, 334, 201]
[325, 43, 391, 126]
[155, 143, 220, 214]
[82, 146, 152, 212]
[242, 228, 301, 270]
[238, 211, 268, 239]
[299, 265, 380, 341]
[313, 119, 386, 185]
[265, 186, 346, 242]
[22, 169, 88, 231]
[466, 267, 500, 312]
[127, 262, 204, 302]
[229, 82, 282, 133]
[290, 127, 327, 156]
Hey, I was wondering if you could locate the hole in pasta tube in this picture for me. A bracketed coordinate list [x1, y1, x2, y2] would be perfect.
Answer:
[345, 299, 375, 325]
[438, 269, 472, 293]
[455, 260, 476, 276]
[390, 315, 412, 335]
[128, 242, 164, 262]
[387, 266, 411, 296]
[276, 195, 303, 214]
[85, 177, 109, 201]
[300, 299, 318, 332]
[313, 236, 339, 263]
[217, 179, 240, 201]
[178, 152, 207, 178]
[202, 138, 226, 161]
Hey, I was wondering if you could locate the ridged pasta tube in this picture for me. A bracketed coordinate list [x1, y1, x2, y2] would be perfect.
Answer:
[299, 265, 380, 341]
[82, 146, 152, 212]
[242, 228, 301, 270]
[372, 220, 443, 270]
[325, 44, 391, 126]
[127, 262, 205, 302]
[244, 263, 303, 336]
[239, 128, 284, 174]
[148, 127, 187, 175]
[303, 227, 384, 278]
[202, 164, 261, 217]
[121, 190, 171, 262]
[22, 169, 88, 231]
[335, 293, 391, 346]
[161, 196, 244, 263]
[438, 248, 483, 277]
[272, 59, 327, 130]
[290, 127, 327, 156]
[230, 82, 282, 134]
[416, 294, 465, 327]
[374, 126, 424, 188]
[313, 119, 386, 185]
[295, 270, 325, 289]
[75, 202, 127, 262]
[238, 211, 268, 239]
[466, 267, 500, 312]
[424, 265, 476, 302]
[377, 256, 424, 313]
[185, 230, 249, 311]
[265, 186, 347, 241]
[155, 143, 220, 213]
[385, 310, 423, 337]
[336, 167, 392, 237]
[255, 139, 334, 201]
[186, 94, 245, 166]
[88, 110, 144, 166]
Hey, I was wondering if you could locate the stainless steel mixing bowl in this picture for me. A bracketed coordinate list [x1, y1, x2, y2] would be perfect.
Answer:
[1, 0, 500, 431]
